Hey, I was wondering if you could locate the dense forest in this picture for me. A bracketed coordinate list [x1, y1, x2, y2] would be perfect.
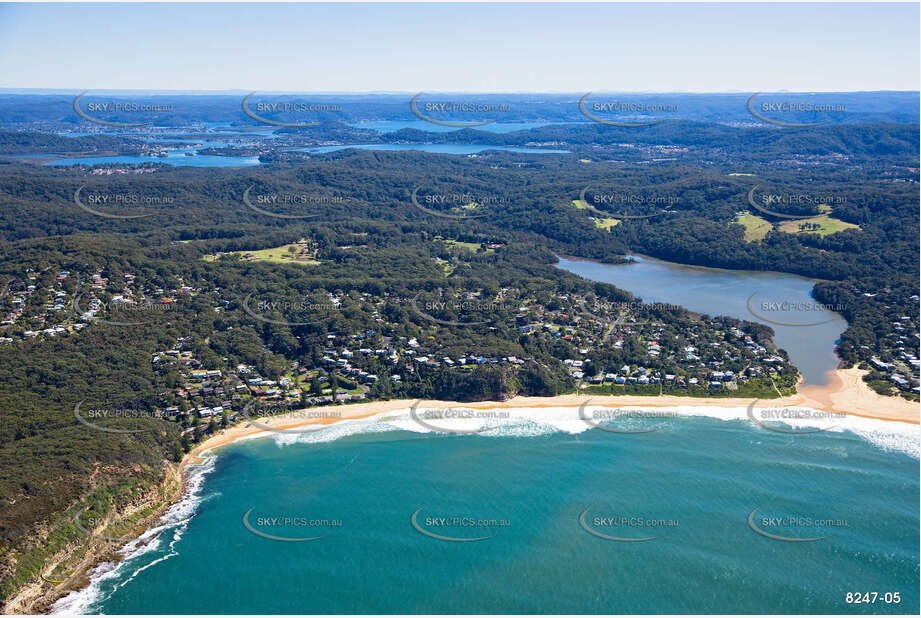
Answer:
[0, 110, 917, 606]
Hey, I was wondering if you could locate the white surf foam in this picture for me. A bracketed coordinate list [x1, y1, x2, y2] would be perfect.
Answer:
[51, 401, 916, 612]
[50, 456, 217, 615]
[264, 403, 919, 459]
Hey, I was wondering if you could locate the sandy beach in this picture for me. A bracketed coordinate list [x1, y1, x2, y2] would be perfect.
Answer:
[186, 366, 919, 466]
[24, 367, 912, 615]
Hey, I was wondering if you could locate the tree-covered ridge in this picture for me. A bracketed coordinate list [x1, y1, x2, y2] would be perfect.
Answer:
[0, 131, 917, 388]
[0, 116, 917, 605]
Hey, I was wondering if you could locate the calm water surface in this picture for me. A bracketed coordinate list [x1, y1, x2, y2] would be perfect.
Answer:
[61, 420, 919, 614]
[556, 255, 848, 386]
[297, 143, 570, 155]
[349, 120, 587, 133]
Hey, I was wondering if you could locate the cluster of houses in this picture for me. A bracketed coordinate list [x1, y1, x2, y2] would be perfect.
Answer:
[7, 265, 914, 414]
[1, 270, 84, 343]
[153, 334, 369, 427]
[321, 347, 381, 383]
[1, 268, 194, 344]
[310, 289, 794, 393]
[870, 354, 920, 394]
[406, 348, 527, 370]
[564, 359, 748, 390]
[857, 289, 920, 396]
[555, 311, 791, 390]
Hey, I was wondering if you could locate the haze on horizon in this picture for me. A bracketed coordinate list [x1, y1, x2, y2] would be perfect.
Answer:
[0, 2, 918, 93]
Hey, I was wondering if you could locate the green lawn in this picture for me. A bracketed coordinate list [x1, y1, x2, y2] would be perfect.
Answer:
[441, 239, 495, 253]
[734, 211, 773, 242]
[594, 217, 620, 230]
[572, 199, 620, 230]
[779, 214, 860, 237]
[205, 241, 320, 264]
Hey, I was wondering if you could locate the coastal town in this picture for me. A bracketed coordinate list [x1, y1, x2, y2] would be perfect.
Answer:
[2, 262, 857, 444]
[5, 261, 918, 413]
[0, 6, 918, 615]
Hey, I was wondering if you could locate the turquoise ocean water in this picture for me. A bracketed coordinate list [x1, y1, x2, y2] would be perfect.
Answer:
[55, 411, 919, 614]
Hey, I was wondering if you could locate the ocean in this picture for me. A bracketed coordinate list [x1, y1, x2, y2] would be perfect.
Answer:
[54, 406, 920, 614]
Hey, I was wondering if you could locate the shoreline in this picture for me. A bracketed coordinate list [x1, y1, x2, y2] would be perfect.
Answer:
[183, 366, 917, 468]
[24, 367, 918, 614]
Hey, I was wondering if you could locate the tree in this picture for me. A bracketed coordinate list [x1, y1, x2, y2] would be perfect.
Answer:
[330, 372, 339, 394]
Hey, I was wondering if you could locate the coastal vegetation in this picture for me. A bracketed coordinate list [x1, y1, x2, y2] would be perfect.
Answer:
[0, 101, 917, 610]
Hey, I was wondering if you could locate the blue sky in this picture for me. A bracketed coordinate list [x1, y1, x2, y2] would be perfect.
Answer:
[0, 2, 917, 92]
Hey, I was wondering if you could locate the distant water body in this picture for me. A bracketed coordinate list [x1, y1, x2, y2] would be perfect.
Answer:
[349, 120, 588, 133]
[44, 137, 261, 168]
[556, 255, 848, 386]
[54, 407, 919, 614]
[39, 138, 568, 167]
[297, 143, 570, 155]
[45, 153, 261, 167]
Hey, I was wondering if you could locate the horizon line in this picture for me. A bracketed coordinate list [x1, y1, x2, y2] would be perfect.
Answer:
[1, 88, 919, 96]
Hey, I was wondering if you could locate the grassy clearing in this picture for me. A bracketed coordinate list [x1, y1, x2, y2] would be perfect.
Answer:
[728, 172, 756, 177]
[734, 211, 773, 242]
[441, 239, 496, 253]
[204, 240, 320, 264]
[594, 217, 620, 230]
[572, 200, 620, 231]
[779, 215, 860, 237]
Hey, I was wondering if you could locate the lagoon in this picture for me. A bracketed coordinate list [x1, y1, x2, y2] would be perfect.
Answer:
[556, 255, 848, 386]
